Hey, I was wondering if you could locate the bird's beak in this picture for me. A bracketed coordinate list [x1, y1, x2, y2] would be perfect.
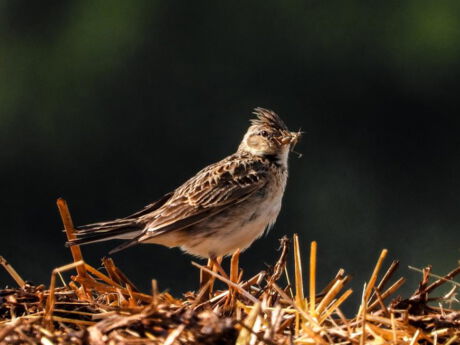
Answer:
[279, 130, 302, 146]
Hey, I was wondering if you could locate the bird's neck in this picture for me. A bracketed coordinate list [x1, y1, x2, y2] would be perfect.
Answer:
[265, 148, 289, 168]
[239, 147, 290, 169]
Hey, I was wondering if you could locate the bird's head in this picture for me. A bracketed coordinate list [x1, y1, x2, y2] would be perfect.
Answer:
[238, 108, 301, 166]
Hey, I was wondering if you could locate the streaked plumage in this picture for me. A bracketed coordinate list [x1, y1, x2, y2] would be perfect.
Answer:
[67, 108, 300, 258]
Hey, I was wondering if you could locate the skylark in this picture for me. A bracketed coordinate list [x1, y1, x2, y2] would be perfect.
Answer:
[67, 108, 301, 258]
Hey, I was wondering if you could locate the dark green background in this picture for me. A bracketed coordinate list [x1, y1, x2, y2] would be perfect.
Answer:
[1, 1, 459, 311]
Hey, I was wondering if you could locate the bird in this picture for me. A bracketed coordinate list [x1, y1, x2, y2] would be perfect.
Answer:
[67, 108, 301, 259]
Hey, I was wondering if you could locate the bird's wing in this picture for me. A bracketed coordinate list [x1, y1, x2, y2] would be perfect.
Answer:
[73, 192, 174, 236]
[109, 155, 269, 253]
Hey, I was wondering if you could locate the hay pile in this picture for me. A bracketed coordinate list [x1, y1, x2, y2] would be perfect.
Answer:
[1, 199, 459, 344]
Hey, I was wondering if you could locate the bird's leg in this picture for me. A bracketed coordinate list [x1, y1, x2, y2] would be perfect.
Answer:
[199, 257, 226, 298]
[209, 256, 230, 280]
[200, 258, 214, 293]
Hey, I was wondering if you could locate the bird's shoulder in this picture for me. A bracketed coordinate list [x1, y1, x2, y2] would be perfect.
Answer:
[175, 152, 270, 202]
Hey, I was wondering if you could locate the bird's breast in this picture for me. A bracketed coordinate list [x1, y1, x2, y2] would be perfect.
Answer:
[178, 170, 288, 257]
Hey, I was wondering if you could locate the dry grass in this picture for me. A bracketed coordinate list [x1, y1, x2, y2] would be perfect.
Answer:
[0, 199, 459, 344]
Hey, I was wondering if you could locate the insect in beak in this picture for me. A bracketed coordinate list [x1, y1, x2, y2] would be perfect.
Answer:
[287, 129, 303, 158]
[274, 130, 303, 158]
[279, 130, 302, 145]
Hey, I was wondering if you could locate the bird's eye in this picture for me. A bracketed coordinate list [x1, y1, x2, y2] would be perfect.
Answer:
[259, 130, 269, 137]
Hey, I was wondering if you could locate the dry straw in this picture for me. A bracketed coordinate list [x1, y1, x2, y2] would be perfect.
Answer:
[0, 198, 459, 344]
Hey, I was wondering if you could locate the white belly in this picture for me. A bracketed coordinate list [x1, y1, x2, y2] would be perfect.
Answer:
[179, 191, 284, 257]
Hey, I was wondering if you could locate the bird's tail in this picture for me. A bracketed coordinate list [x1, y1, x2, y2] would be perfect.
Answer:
[66, 218, 143, 247]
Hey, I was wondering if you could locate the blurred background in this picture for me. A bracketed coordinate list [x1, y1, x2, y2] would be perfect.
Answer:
[1, 1, 459, 313]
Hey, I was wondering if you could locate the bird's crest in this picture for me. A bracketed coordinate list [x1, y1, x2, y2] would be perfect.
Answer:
[250, 107, 288, 131]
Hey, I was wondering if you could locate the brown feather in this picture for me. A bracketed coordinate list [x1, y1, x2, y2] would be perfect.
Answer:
[136, 153, 269, 239]
[251, 107, 288, 131]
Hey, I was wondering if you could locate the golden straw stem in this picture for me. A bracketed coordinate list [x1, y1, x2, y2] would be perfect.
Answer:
[57, 198, 87, 277]
[44, 260, 85, 329]
[272, 283, 327, 345]
[0, 256, 26, 288]
[376, 260, 399, 292]
[319, 288, 353, 323]
[409, 329, 420, 345]
[367, 314, 403, 327]
[372, 286, 389, 316]
[73, 276, 152, 302]
[359, 283, 367, 345]
[445, 335, 458, 345]
[192, 261, 258, 304]
[151, 279, 158, 305]
[235, 302, 260, 345]
[284, 266, 294, 298]
[230, 249, 240, 283]
[48, 316, 95, 326]
[368, 277, 405, 311]
[293, 234, 306, 310]
[309, 241, 317, 316]
[83, 263, 123, 289]
[359, 249, 387, 315]
[315, 278, 344, 315]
